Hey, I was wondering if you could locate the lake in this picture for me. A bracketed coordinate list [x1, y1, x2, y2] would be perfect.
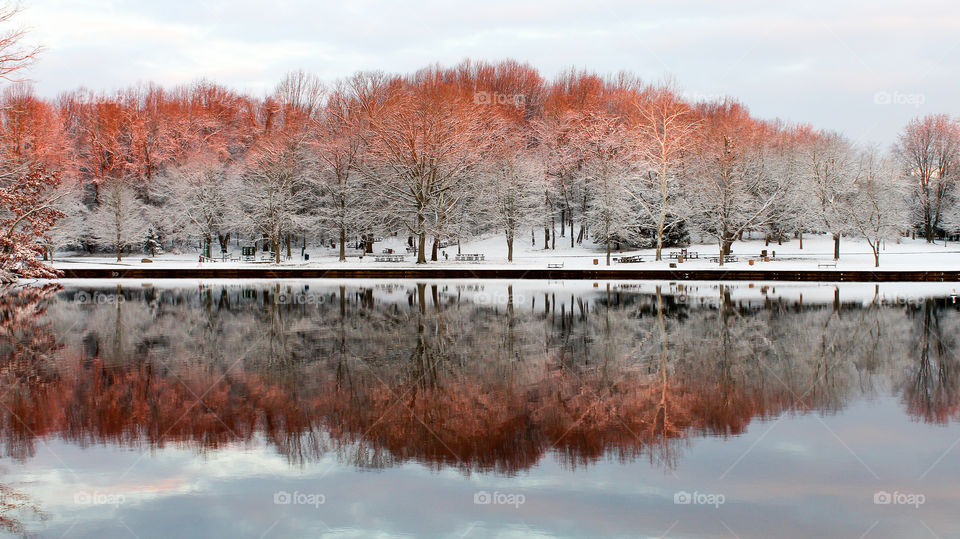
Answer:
[0, 280, 958, 538]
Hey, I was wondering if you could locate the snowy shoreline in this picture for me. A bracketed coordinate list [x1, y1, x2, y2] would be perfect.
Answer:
[47, 234, 960, 278]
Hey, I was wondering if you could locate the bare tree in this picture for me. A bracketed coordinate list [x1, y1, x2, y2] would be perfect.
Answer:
[580, 110, 636, 265]
[89, 182, 149, 261]
[801, 132, 858, 259]
[358, 68, 488, 263]
[845, 148, 908, 267]
[895, 114, 960, 243]
[631, 83, 699, 260]
[481, 125, 543, 262]
[164, 153, 241, 258]
[0, 3, 41, 82]
[685, 101, 782, 265]
[239, 136, 310, 263]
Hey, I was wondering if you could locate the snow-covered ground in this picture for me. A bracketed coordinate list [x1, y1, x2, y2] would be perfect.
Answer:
[50, 233, 960, 272]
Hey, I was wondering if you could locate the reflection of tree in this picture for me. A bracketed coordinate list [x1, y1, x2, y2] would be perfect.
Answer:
[1, 283, 957, 477]
[901, 299, 960, 423]
[0, 285, 58, 532]
[0, 285, 62, 460]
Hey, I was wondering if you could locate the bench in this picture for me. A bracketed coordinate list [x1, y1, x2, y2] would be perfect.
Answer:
[374, 254, 406, 262]
[618, 255, 644, 263]
[455, 253, 485, 262]
[707, 255, 738, 263]
[818, 261, 838, 268]
[668, 251, 699, 260]
[547, 262, 564, 268]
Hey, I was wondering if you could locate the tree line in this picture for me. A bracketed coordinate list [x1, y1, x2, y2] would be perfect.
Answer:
[2, 60, 959, 278]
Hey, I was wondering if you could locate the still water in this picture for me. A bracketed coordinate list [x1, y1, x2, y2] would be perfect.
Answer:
[0, 280, 959, 538]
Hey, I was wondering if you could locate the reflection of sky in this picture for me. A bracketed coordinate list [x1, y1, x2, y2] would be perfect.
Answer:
[5, 397, 958, 538]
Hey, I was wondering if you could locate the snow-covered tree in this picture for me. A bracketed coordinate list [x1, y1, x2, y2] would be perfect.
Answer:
[239, 135, 310, 263]
[685, 101, 782, 265]
[358, 69, 488, 263]
[89, 181, 149, 261]
[845, 149, 908, 267]
[580, 110, 636, 265]
[630, 83, 699, 260]
[481, 126, 543, 262]
[164, 153, 241, 258]
[311, 82, 372, 261]
[800, 132, 859, 259]
[894, 114, 960, 243]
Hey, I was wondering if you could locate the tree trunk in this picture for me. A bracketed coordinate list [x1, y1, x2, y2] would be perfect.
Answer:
[799, 230, 803, 249]
[551, 217, 556, 249]
[431, 237, 439, 261]
[833, 233, 840, 260]
[218, 233, 231, 254]
[339, 226, 346, 262]
[417, 231, 426, 263]
[273, 238, 280, 264]
[507, 230, 514, 262]
[416, 209, 427, 263]
[655, 219, 664, 261]
[719, 237, 733, 266]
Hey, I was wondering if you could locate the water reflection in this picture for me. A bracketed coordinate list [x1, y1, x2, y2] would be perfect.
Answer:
[1, 281, 956, 478]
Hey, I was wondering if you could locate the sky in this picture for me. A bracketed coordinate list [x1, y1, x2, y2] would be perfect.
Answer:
[14, 0, 960, 145]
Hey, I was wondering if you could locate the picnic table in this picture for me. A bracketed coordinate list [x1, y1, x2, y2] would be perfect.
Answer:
[618, 255, 644, 263]
[707, 255, 738, 263]
[668, 250, 699, 259]
[455, 253, 485, 262]
[547, 261, 564, 268]
[374, 254, 406, 262]
[818, 261, 838, 268]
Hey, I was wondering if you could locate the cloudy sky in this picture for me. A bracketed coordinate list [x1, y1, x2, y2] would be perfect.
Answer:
[16, 0, 960, 144]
